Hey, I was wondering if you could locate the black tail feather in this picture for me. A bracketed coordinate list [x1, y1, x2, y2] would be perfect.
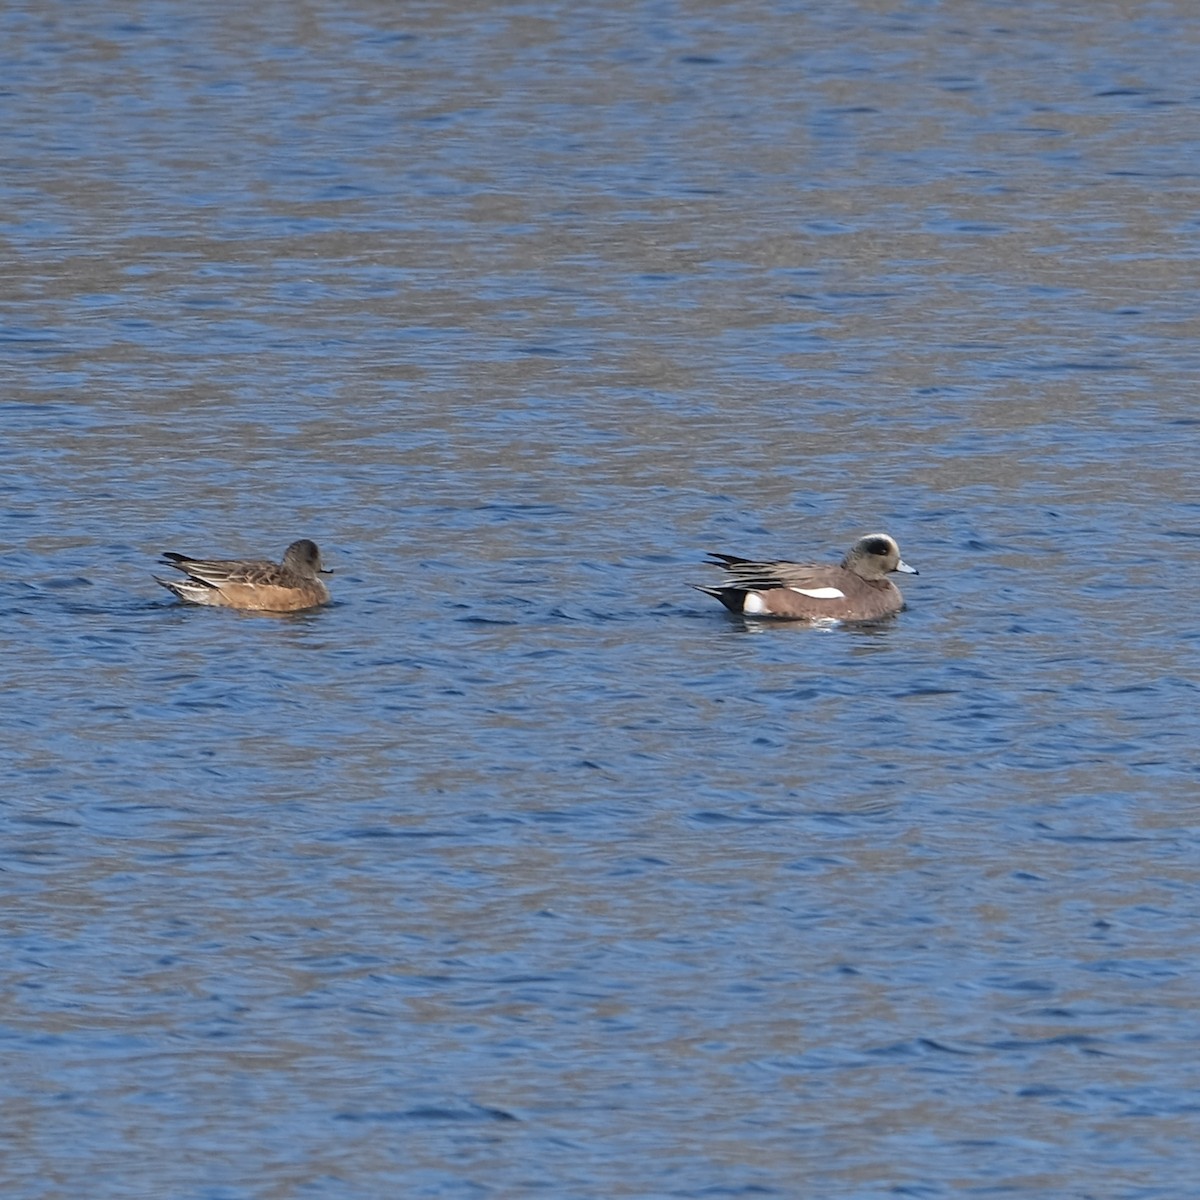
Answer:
[692, 583, 748, 614]
[704, 552, 754, 568]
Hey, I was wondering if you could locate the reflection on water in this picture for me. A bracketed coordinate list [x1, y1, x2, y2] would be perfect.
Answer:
[4, 0, 1200, 1195]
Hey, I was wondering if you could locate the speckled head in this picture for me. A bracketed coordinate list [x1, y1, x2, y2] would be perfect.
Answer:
[842, 534, 918, 581]
[282, 539, 331, 578]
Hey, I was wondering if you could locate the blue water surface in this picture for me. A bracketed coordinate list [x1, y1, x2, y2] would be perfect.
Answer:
[4, 2, 1200, 1197]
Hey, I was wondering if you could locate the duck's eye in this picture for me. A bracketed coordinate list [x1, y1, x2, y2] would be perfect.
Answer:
[864, 538, 892, 557]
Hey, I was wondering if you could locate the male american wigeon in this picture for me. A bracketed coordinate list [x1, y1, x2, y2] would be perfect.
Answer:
[154, 538, 332, 612]
[695, 533, 917, 621]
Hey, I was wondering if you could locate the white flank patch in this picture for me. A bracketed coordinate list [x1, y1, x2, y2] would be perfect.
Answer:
[789, 586, 845, 600]
[742, 592, 768, 615]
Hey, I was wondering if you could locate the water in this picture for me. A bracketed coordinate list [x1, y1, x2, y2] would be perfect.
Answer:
[4, 1, 1200, 1196]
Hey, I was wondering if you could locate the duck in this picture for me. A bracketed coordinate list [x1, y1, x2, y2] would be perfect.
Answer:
[695, 533, 917, 621]
[154, 538, 332, 612]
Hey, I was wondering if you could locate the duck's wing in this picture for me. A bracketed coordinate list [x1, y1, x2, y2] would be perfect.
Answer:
[159, 553, 279, 588]
[704, 553, 829, 593]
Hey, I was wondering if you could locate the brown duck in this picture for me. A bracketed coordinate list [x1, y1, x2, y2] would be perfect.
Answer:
[154, 538, 332, 612]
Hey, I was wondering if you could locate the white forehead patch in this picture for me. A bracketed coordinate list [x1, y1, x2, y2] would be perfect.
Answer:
[789, 586, 845, 600]
[742, 592, 768, 615]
